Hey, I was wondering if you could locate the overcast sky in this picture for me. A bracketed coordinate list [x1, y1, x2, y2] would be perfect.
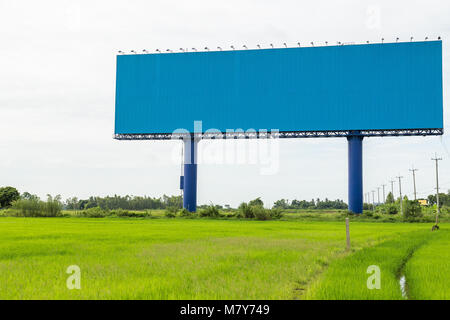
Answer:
[1, 0, 449, 207]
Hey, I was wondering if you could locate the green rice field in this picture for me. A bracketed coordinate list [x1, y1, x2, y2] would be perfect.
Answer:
[0, 217, 447, 299]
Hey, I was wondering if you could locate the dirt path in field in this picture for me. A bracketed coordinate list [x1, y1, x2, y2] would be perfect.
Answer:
[396, 235, 433, 300]
[397, 249, 415, 299]
[292, 249, 351, 299]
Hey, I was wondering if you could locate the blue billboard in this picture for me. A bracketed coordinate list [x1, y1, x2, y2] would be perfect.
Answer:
[114, 41, 443, 136]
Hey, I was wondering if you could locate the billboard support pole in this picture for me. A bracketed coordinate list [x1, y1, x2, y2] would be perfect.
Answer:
[183, 136, 198, 212]
[347, 132, 363, 214]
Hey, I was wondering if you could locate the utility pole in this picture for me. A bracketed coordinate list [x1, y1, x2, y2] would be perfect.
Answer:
[372, 190, 375, 209]
[382, 184, 386, 203]
[390, 180, 395, 199]
[432, 154, 442, 227]
[397, 175, 403, 215]
[409, 166, 418, 200]
[377, 187, 380, 205]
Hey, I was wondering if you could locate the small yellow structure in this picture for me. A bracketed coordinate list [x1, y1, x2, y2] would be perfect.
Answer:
[418, 199, 428, 206]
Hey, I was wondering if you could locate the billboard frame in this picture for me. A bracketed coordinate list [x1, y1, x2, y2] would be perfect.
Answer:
[113, 128, 443, 140]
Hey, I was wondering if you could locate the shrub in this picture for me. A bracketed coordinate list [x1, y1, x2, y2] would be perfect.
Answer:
[164, 206, 177, 218]
[384, 204, 399, 215]
[236, 203, 282, 220]
[80, 206, 109, 218]
[270, 208, 283, 219]
[178, 208, 194, 217]
[110, 208, 128, 216]
[165, 211, 176, 218]
[111, 209, 135, 217]
[238, 202, 254, 218]
[199, 205, 220, 217]
[363, 210, 374, 217]
[252, 206, 271, 220]
[10, 195, 62, 217]
[403, 200, 423, 221]
[11, 198, 42, 217]
[141, 210, 152, 217]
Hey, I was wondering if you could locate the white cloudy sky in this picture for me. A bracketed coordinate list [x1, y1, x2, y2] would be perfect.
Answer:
[0, 0, 449, 207]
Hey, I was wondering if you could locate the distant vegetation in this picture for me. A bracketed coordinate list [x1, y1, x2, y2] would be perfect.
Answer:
[272, 198, 348, 210]
[426, 191, 450, 207]
[163, 199, 283, 221]
[363, 191, 450, 223]
[10, 194, 63, 217]
[65, 194, 182, 210]
[0, 186, 449, 223]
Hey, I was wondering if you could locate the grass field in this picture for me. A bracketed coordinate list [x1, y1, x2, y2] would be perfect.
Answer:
[0, 217, 447, 299]
[405, 229, 450, 299]
[305, 230, 430, 299]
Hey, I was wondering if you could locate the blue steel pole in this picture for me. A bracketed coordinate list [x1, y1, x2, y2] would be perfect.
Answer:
[183, 137, 198, 212]
[347, 134, 363, 214]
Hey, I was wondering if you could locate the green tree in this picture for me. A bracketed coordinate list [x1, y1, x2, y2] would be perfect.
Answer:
[43, 194, 63, 217]
[21, 192, 37, 200]
[65, 197, 79, 210]
[249, 197, 264, 207]
[0, 186, 20, 208]
[380, 203, 398, 215]
[238, 202, 254, 218]
[403, 200, 423, 220]
[427, 192, 450, 207]
[385, 192, 395, 204]
[273, 199, 289, 209]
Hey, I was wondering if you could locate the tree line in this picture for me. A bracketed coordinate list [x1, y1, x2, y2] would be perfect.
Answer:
[272, 198, 348, 210]
[65, 194, 183, 210]
[1, 186, 448, 212]
[369, 191, 450, 208]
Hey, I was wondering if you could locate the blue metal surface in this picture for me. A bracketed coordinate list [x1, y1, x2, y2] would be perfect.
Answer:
[179, 175, 184, 190]
[115, 41, 443, 135]
[183, 138, 198, 211]
[348, 135, 363, 214]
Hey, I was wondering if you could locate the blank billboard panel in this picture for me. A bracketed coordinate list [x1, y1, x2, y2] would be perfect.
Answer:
[115, 41, 443, 136]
